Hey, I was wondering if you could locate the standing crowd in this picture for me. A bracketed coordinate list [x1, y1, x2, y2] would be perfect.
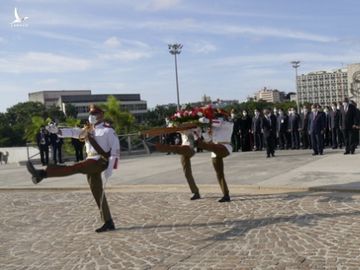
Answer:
[230, 98, 360, 157]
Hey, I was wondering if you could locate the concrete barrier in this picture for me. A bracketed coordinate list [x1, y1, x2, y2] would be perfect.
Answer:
[0, 146, 39, 164]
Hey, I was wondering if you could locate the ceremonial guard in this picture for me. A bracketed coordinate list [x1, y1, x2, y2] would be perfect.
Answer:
[197, 108, 233, 202]
[26, 105, 120, 233]
[153, 110, 201, 200]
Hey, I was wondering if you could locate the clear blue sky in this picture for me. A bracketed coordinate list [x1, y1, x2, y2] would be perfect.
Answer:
[1, 0, 360, 112]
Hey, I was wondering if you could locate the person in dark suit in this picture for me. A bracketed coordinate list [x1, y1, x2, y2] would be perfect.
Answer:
[252, 109, 263, 151]
[323, 106, 332, 148]
[230, 109, 241, 152]
[330, 102, 341, 149]
[36, 126, 51, 166]
[308, 104, 326, 155]
[71, 138, 84, 161]
[262, 108, 277, 158]
[300, 106, 311, 149]
[288, 107, 300, 149]
[340, 98, 358, 155]
[50, 133, 63, 164]
[276, 108, 288, 149]
[239, 110, 252, 152]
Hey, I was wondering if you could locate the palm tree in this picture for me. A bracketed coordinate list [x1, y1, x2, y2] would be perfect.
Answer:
[25, 116, 51, 143]
[101, 96, 135, 134]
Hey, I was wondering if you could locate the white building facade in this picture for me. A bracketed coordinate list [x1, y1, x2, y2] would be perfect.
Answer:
[297, 63, 360, 106]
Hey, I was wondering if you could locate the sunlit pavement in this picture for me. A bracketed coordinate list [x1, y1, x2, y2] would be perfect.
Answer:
[2, 149, 360, 269]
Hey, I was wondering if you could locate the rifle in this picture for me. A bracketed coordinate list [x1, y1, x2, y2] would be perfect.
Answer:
[141, 122, 198, 136]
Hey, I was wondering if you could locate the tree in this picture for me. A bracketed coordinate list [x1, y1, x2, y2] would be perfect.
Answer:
[24, 116, 50, 143]
[45, 105, 66, 123]
[101, 96, 135, 134]
[6, 102, 46, 127]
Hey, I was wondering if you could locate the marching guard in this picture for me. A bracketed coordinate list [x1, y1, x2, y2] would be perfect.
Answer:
[26, 105, 120, 233]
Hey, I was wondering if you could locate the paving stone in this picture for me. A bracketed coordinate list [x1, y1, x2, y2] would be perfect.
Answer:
[1, 191, 360, 269]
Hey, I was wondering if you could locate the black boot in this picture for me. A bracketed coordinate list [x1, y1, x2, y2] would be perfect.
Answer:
[26, 161, 46, 184]
[190, 193, 201, 200]
[218, 195, 231, 203]
[95, 219, 115, 233]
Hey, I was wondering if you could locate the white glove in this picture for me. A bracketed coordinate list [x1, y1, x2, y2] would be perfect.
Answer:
[102, 156, 117, 181]
[46, 123, 59, 134]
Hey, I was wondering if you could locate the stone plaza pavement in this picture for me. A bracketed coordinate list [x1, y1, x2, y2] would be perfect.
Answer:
[2, 149, 360, 269]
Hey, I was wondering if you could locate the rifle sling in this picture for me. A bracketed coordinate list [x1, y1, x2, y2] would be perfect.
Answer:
[87, 134, 111, 160]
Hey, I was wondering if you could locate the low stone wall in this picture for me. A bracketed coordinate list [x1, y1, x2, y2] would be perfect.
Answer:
[0, 147, 39, 164]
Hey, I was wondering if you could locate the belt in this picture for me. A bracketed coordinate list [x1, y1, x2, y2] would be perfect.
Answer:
[87, 153, 108, 162]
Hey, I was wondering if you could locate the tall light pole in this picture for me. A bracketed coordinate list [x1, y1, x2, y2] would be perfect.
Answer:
[168, 43, 183, 111]
[291, 61, 301, 113]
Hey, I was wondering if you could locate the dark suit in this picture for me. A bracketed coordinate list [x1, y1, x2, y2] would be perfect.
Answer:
[231, 118, 241, 152]
[50, 133, 63, 164]
[308, 111, 326, 155]
[276, 114, 288, 149]
[288, 113, 300, 149]
[36, 130, 50, 165]
[71, 138, 84, 161]
[329, 109, 340, 148]
[340, 104, 358, 154]
[262, 114, 277, 157]
[300, 112, 311, 149]
[252, 116, 263, 150]
[239, 115, 252, 152]
[324, 113, 332, 147]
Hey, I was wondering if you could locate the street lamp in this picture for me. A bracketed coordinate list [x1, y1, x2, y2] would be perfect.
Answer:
[168, 43, 183, 111]
[291, 61, 301, 113]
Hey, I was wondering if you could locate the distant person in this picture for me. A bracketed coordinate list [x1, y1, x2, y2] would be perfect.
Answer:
[230, 109, 241, 152]
[252, 109, 263, 151]
[308, 104, 326, 155]
[262, 108, 277, 158]
[239, 110, 252, 152]
[36, 126, 50, 166]
[330, 102, 341, 149]
[71, 138, 84, 162]
[50, 132, 63, 164]
[340, 98, 358, 155]
[300, 106, 311, 149]
[324, 106, 332, 148]
[277, 108, 288, 150]
[288, 107, 300, 149]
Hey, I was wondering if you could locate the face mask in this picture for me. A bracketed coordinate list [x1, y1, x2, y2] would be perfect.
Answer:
[324, 109, 329, 113]
[337, 105, 341, 110]
[88, 115, 97, 124]
[331, 106, 336, 111]
[273, 109, 277, 114]
[343, 102, 348, 107]
[311, 108, 316, 113]
[231, 113, 235, 118]
[255, 112, 259, 116]
[279, 111, 283, 115]
[242, 112, 247, 116]
[303, 109, 308, 113]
